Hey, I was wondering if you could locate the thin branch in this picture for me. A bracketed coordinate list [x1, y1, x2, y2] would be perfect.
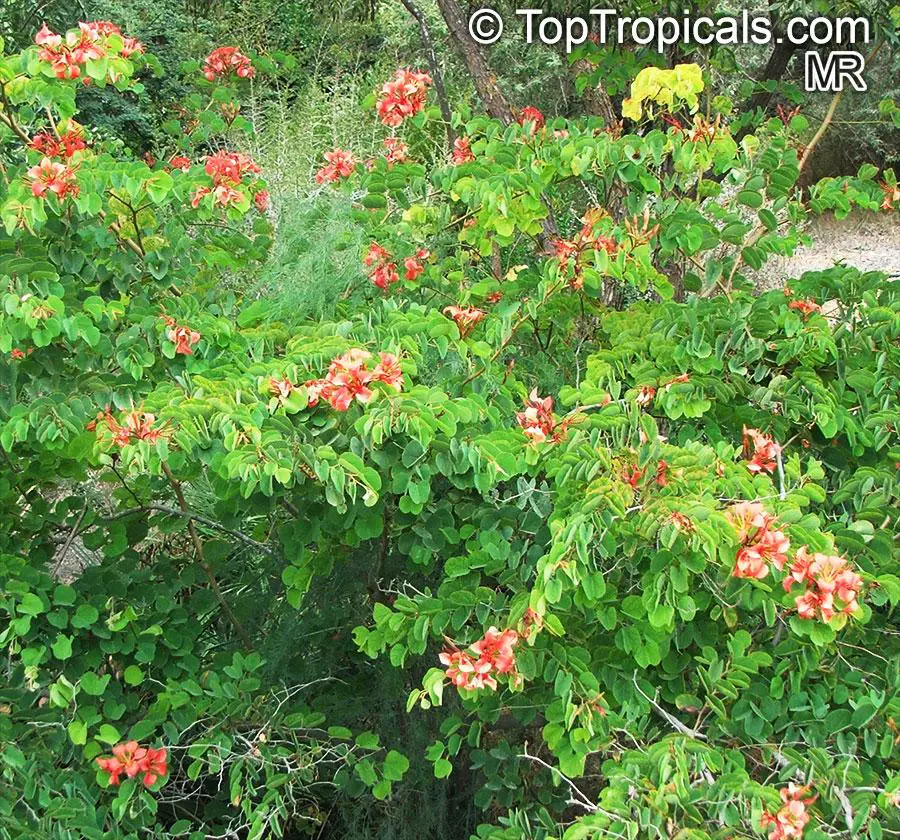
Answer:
[161, 463, 253, 649]
[517, 744, 598, 813]
[103, 503, 278, 558]
[51, 502, 87, 578]
[632, 672, 708, 740]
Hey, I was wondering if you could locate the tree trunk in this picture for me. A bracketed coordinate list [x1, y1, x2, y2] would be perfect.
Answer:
[745, 40, 800, 114]
[400, 0, 456, 146]
[433, 0, 514, 124]
[569, 58, 617, 125]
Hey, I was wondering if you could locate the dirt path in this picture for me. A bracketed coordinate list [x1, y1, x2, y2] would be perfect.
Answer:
[750, 212, 899, 290]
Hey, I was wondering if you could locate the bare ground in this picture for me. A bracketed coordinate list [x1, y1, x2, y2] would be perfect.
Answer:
[749, 212, 900, 291]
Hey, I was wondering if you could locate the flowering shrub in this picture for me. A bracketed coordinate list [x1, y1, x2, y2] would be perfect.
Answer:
[0, 22, 898, 840]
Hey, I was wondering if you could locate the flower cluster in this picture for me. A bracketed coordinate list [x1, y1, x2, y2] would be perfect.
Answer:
[440, 627, 519, 691]
[376, 68, 432, 127]
[383, 136, 409, 166]
[761, 784, 817, 840]
[96, 741, 167, 788]
[254, 189, 270, 212]
[35, 21, 142, 80]
[27, 158, 79, 199]
[687, 113, 725, 143]
[518, 105, 545, 133]
[451, 136, 475, 165]
[743, 426, 781, 475]
[168, 155, 191, 172]
[881, 179, 900, 211]
[30, 127, 86, 158]
[162, 316, 201, 355]
[788, 299, 821, 317]
[784, 547, 863, 622]
[516, 390, 567, 444]
[403, 249, 429, 282]
[551, 207, 618, 290]
[363, 242, 399, 290]
[635, 385, 656, 406]
[269, 378, 295, 401]
[726, 502, 790, 580]
[202, 46, 254, 82]
[315, 149, 357, 184]
[192, 150, 261, 208]
[305, 350, 403, 412]
[622, 465, 645, 489]
[88, 408, 164, 448]
[443, 305, 486, 338]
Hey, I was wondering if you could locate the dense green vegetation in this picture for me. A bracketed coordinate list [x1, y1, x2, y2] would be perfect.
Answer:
[0, 2, 898, 839]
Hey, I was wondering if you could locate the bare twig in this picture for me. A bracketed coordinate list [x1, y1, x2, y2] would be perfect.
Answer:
[161, 463, 253, 650]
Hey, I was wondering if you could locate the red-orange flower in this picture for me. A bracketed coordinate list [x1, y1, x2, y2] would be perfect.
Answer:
[203, 46, 254, 81]
[622, 465, 644, 489]
[315, 149, 356, 184]
[97, 741, 167, 788]
[443, 305, 485, 338]
[376, 68, 432, 127]
[269, 378, 295, 401]
[89, 408, 165, 448]
[363, 242, 400, 290]
[30, 129, 85, 158]
[742, 426, 781, 475]
[440, 626, 519, 692]
[254, 190, 270, 212]
[788, 299, 821, 317]
[879, 180, 900, 211]
[762, 784, 817, 840]
[635, 385, 656, 407]
[27, 157, 78, 199]
[35, 21, 141, 80]
[655, 459, 669, 487]
[371, 262, 399, 290]
[451, 136, 475, 164]
[305, 349, 403, 412]
[371, 352, 404, 392]
[726, 501, 790, 580]
[205, 150, 260, 184]
[784, 547, 863, 622]
[383, 136, 409, 165]
[470, 627, 518, 674]
[518, 105, 545, 132]
[516, 389, 556, 443]
[403, 249, 429, 281]
[164, 319, 200, 355]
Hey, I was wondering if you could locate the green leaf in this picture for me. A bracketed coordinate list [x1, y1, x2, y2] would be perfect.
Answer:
[433, 758, 453, 778]
[96, 724, 120, 745]
[382, 750, 409, 781]
[68, 719, 88, 746]
[80, 672, 111, 696]
[17, 593, 45, 616]
[51, 634, 73, 660]
[355, 731, 380, 750]
[72, 604, 100, 628]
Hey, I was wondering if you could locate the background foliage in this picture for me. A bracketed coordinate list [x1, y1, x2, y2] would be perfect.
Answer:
[0, 2, 898, 840]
